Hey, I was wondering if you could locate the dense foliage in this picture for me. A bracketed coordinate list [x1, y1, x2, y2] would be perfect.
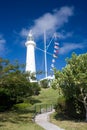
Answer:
[52, 53, 87, 121]
[40, 79, 50, 88]
[0, 58, 40, 111]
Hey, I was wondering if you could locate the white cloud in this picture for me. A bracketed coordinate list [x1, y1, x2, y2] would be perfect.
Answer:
[20, 6, 73, 39]
[0, 35, 6, 55]
[55, 31, 73, 39]
[20, 28, 29, 37]
[59, 43, 84, 54]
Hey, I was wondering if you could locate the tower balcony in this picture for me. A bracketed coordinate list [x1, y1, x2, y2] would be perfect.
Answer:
[25, 40, 36, 47]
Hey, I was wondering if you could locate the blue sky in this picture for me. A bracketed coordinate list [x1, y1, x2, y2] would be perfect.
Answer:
[0, 0, 87, 79]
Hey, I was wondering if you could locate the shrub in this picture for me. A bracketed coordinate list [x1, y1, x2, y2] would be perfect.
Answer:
[0, 88, 15, 111]
[54, 96, 66, 113]
[55, 96, 85, 119]
[13, 103, 32, 111]
[31, 82, 41, 95]
[65, 98, 85, 119]
[40, 79, 50, 88]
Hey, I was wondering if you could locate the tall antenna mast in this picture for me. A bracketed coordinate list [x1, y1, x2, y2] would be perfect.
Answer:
[44, 30, 47, 78]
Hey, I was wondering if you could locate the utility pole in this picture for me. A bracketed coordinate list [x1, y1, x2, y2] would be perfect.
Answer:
[44, 30, 47, 78]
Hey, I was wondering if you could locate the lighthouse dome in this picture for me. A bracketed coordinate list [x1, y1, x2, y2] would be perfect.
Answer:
[25, 30, 36, 47]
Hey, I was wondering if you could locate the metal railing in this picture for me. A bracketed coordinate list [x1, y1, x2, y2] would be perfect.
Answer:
[31, 103, 54, 121]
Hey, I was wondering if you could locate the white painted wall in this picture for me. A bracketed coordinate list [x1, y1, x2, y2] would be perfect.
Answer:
[25, 41, 36, 74]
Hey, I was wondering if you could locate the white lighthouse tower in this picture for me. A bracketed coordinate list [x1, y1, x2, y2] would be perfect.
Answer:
[25, 30, 36, 78]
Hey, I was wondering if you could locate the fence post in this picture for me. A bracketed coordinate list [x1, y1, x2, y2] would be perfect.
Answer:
[51, 104, 53, 111]
[40, 105, 41, 113]
[46, 104, 47, 112]
[35, 105, 36, 114]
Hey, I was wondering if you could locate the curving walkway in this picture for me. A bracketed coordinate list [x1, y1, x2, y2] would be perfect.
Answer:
[35, 110, 64, 130]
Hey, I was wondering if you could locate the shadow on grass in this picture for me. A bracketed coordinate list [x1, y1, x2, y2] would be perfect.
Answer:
[0, 124, 5, 127]
[0, 109, 35, 125]
[30, 98, 42, 104]
[54, 113, 70, 120]
[54, 112, 86, 123]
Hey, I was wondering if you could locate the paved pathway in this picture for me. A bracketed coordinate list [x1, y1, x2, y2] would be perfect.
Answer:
[35, 110, 64, 130]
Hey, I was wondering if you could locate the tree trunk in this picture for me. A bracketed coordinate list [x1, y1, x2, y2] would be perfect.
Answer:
[83, 101, 87, 122]
[85, 106, 87, 122]
[80, 88, 87, 122]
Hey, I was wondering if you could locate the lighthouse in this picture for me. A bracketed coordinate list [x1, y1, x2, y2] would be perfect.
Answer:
[25, 30, 36, 78]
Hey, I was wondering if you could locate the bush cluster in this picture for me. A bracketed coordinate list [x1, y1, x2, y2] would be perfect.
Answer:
[55, 96, 85, 119]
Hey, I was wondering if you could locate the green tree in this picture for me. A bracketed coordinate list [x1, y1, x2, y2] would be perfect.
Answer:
[52, 53, 87, 121]
[0, 58, 37, 110]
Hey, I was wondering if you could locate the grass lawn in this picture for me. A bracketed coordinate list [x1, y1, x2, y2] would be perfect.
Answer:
[50, 112, 87, 130]
[32, 88, 59, 105]
[1, 87, 86, 130]
[0, 111, 44, 130]
[33, 87, 87, 130]
[0, 88, 58, 130]
[31, 88, 59, 113]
